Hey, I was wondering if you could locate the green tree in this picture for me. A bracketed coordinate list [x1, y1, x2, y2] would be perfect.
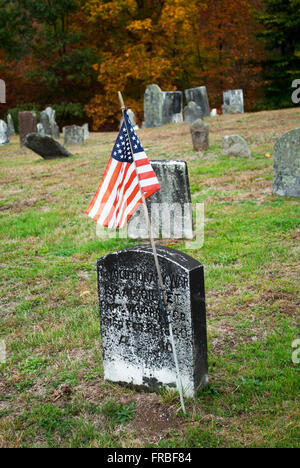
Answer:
[258, 0, 300, 108]
[0, 0, 99, 105]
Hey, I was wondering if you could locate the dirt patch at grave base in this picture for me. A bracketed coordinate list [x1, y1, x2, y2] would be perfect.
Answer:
[122, 393, 184, 446]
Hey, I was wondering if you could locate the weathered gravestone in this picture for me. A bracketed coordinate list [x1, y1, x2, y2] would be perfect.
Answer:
[82, 123, 90, 140]
[143, 84, 183, 128]
[0, 79, 5, 103]
[190, 119, 209, 152]
[222, 134, 251, 158]
[25, 133, 72, 159]
[19, 112, 38, 146]
[185, 86, 210, 118]
[64, 125, 84, 145]
[97, 245, 208, 396]
[0, 120, 9, 145]
[162, 91, 183, 124]
[184, 101, 203, 124]
[7, 114, 16, 136]
[40, 110, 52, 137]
[120, 109, 138, 130]
[37, 123, 45, 136]
[128, 161, 193, 240]
[44, 107, 60, 139]
[273, 128, 300, 197]
[223, 89, 244, 114]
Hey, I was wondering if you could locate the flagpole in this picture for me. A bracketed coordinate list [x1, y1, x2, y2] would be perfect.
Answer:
[118, 92, 186, 414]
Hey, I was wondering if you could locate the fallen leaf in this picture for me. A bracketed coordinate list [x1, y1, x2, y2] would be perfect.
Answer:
[80, 291, 91, 297]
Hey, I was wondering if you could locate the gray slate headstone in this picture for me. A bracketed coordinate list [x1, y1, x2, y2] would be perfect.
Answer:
[190, 119, 209, 152]
[273, 128, 300, 197]
[162, 91, 183, 124]
[97, 245, 208, 397]
[143, 84, 183, 128]
[184, 101, 203, 124]
[223, 90, 244, 113]
[64, 125, 84, 145]
[185, 86, 210, 118]
[24, 133, 71, 159]
[7, 114, 16, 136]
[128, 160, 193, 240]
[222, 134, 251, 158]
[0, 120, 9, 145]
[19, 112, 38, 146]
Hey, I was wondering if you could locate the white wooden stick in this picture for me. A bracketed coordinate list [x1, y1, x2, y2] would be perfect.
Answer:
[118, 92, 186, 414]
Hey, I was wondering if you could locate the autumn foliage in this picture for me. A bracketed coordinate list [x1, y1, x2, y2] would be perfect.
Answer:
[0, 0, 267, 130]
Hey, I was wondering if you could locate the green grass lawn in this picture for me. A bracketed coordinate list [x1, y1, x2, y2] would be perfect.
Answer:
[0, 108, 299, 448]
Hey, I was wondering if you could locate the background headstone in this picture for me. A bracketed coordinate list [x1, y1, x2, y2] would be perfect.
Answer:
[222, 134, 251, 158]
[185, 86, 210, 118]
[0, 79, 5, 103]
[143, 84, 183, 128]
[128, 160, 193, 240]
[190, 119, 209, 151]
[223, 89, 244, 113]
[210, 109, 217, 117]
[42, 107, 60, 139]
[97, 245, 208, 397]
[7, 114, 16, 136]
[273, 128, 300, 197]
[143, 84, 164, 128]
[18, 111, 38, 146]
[0, 120, 9, 145]
[64, 125, 84, 145]
[82, 123, 90, 140]
[25, 133, 72, 159]
[184, 101, 203, 124]
[37, 123, 45, 136]
[162, 91, 183, 124]
[40, 110, 52, 136]
[120, 109, 138, 130]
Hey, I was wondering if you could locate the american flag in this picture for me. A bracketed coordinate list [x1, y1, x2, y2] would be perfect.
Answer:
[85, 110, 161, 228]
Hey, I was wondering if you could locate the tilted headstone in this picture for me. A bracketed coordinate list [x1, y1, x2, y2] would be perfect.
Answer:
[7, 114, 16, 136]
[0, 79, 5, 103]
[185, 86, 210, 118]
[82, 123, 90, 140]
[222, 134, 251, 158]
[0, 120, 9, 145]
[64, 125, 84, 145]
[190, 119, 209, 152]
[97, 245, 208, 397]
[18, 111, 38, 146]
[143, 84, 183, 128]
[24, 133, 72, 159]
[128, 160, 193, 240]
[184, 101, 203, 124]
[273, 128, 300, 197]
[223, 90, 244, 114]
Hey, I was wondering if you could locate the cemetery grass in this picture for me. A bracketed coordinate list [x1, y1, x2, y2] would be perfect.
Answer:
[0, 108, 299, 448]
